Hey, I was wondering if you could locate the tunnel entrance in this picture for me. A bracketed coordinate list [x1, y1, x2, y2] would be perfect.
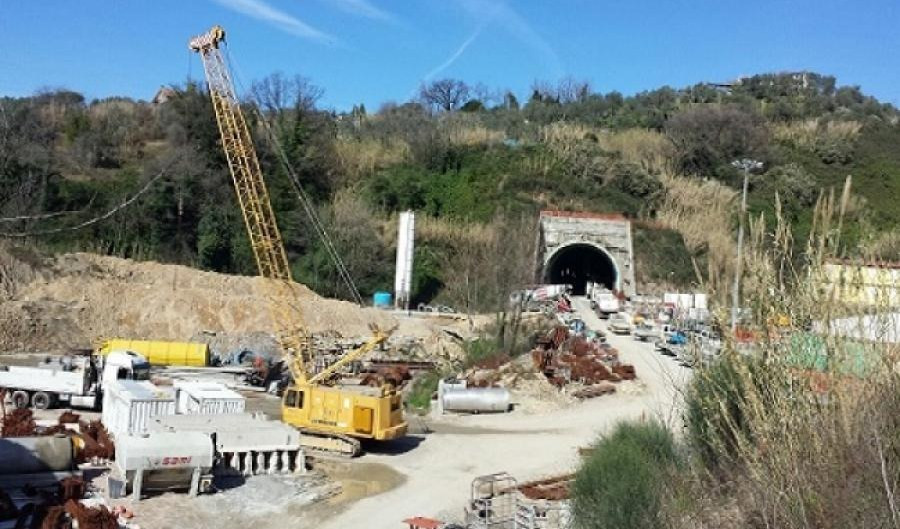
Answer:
[544, 243, 618, 295]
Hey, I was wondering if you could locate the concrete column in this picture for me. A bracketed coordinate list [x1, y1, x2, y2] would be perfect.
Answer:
[189, 467, 201, 496]
[131, 467, 143, 502]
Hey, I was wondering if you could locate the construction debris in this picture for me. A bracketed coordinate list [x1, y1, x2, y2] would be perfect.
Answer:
[0, 408, 115, 464]
[1, 473, 126, 529]
[572, 382, 617, 399]
[529, 326, 636, 395]
[77, 420, 115, 461]
[516, 474, 574, 501]
[1, 407, 37, 437]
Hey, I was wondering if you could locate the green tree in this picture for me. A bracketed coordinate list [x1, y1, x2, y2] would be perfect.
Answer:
[197, 206, 233, 271]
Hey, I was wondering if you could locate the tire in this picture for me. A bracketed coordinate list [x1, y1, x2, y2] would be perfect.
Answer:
[31, 391, 52, 410]
[10, 390, 30, 409]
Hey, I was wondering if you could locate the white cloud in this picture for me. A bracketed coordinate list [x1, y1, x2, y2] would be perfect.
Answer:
[324, 0, 396, 22]
[213, 0, 337, 44]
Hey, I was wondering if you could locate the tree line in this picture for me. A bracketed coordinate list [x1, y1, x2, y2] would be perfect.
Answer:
[1, 71, 899, 306]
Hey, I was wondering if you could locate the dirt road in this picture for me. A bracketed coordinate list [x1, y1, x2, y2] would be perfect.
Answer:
[318, 297, 691, 528]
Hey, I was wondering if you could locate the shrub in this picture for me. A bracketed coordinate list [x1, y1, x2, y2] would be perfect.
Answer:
[683, 354, 779, 471]
[406, 370, 441, 412]
[573, 421, 678, 529]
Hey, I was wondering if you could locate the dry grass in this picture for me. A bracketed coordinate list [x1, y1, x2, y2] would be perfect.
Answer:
[773, 118, 862, 150]
[862, 228, 900, 261]
[597, 128, 673, 175]
[334, 138, 409, 183]
[656, 173, 737, 299]
[333, 137, 410, 183]
[672, 178, 900, 529]
[540, 123, 672, 175]
[412, 215, 495, 247]
[539, 122, 599, 146]
[444, 123, 505, 147]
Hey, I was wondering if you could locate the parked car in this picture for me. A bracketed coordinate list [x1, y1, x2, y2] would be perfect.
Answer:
[657, 326, 687, 356]
[608, 313, 633, 335]
[632, 321, 659, 342]
[591, 289, 620, 319]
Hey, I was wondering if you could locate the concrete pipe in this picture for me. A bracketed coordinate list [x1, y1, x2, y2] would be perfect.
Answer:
[0, 436, 75, 474]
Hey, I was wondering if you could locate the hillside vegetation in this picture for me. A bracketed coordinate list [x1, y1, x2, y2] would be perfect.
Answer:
[2, 72, 899, 306]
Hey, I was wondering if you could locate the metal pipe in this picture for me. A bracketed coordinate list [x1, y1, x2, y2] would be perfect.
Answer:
[0, 436, 75, 474]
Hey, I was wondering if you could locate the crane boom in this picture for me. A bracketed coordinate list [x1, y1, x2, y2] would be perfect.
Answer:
[189, 26, 406, 457]
[189, 25, 391, 388]
[189, 26, 311, 383]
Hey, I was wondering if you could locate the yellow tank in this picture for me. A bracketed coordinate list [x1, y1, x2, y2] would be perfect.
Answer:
[98, 339, 210, 367]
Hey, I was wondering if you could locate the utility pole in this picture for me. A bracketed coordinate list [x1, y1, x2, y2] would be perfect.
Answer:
[730, 159, 763, 332]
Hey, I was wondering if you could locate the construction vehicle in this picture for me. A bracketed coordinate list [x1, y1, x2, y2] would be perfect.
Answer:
[0, 351, 150, 410]
[188, 25, 406, 456]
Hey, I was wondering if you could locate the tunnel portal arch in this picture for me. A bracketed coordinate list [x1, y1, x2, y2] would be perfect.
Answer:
[544, 242, 619, 295]
[537, 211, 636, 298]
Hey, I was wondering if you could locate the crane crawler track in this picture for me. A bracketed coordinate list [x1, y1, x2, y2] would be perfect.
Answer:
[299, 431, 362, 459]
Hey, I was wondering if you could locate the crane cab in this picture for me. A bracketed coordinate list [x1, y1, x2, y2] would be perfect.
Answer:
[282, 383, 407, 441]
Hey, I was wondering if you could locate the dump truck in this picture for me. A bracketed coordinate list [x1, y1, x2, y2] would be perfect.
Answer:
[0, 351, 150, 409]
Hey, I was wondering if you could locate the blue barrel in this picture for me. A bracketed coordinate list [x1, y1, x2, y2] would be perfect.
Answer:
[373, 291, 392, 308]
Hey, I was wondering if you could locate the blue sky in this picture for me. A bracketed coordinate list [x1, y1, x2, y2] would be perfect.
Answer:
[1, 0, 898, 110]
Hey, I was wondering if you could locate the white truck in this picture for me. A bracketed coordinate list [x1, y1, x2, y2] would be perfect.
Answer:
[0, 351, 150, 410]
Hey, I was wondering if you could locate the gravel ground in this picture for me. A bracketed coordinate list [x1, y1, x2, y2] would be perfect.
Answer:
[5, 296, 691, 529]
[317, 296, 693, 529]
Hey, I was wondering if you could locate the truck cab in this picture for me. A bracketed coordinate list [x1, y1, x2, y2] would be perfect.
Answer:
[101, 350, 151, 386]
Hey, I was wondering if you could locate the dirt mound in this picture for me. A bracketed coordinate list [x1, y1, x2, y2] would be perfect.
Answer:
[0, 249, 463, 355]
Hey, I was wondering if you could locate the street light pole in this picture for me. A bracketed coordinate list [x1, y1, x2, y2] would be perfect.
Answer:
[730, 159, 762, 332]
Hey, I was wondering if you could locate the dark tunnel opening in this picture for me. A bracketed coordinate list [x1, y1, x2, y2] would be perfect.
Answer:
[544, 244, 618, 295]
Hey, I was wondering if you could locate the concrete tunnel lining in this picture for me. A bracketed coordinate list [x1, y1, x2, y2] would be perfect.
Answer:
[544, 242, 620, 295]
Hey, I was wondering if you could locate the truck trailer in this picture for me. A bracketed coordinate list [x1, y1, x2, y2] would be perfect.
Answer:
[0, 351, 150, 410]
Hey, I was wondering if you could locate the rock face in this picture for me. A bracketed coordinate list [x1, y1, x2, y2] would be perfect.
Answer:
[0, 246, 465, 356]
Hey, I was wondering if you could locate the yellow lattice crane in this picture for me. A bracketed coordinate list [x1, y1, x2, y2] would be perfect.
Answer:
[189, 25, 406, 456]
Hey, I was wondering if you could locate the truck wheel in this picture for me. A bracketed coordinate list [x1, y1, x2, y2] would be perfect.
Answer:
[10, 390, 29, 409]
[31, 391, 52, 410]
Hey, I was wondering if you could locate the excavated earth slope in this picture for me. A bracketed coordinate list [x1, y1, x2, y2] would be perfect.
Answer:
[0, 244, 463, 356]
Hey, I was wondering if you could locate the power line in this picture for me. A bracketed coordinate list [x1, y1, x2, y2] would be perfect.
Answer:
[0, 195, 97, 223]
[0, 162, 174, 238]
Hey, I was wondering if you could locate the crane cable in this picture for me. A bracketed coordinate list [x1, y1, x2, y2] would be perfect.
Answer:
[223, 45, 363, 305]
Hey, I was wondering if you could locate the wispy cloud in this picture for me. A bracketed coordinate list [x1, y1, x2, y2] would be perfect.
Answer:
[417, 0, 563, 90]
[323, 0, 396, 23]
[422, 22, 487, 81]
[213, 0, 337, 44]
[457, 0, 563, 77]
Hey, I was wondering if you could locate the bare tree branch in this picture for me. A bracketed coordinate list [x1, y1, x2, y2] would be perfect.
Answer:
[418, 79, 470, 112]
